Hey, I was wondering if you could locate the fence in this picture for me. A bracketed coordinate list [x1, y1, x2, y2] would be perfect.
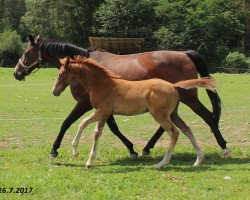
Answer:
[89, 37, 145, 54]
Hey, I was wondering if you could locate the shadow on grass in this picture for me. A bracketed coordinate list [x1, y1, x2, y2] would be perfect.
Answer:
[104, 152, 250, 173]
[112, 152, 249, 165]
[50, 162, 85, 168]
[50, 152, 250, 173]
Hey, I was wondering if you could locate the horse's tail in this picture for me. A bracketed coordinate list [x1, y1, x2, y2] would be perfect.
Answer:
[174, 77, 217, 92]
[185, 50, 221, 126]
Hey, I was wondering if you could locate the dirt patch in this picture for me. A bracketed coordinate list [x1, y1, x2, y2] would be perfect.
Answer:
[0, 138, 25, 150]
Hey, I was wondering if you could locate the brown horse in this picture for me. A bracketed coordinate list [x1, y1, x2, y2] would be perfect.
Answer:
[13, 35, 230, 159]
[52, 56, 218, 168]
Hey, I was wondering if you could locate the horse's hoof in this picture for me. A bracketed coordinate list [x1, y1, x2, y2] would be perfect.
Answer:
[223, 149, 231, 158]
[73, 153, 79, 158]
[141, 150, 150, 157]
[130, 153, 138, 159]
[49, 150, 58, 160]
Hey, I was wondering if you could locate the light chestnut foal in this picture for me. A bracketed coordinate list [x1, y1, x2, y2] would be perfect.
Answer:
[52, 56, 217, 169]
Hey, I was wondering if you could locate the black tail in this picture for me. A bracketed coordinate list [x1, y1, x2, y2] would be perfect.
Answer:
[185, 50, 221, 126]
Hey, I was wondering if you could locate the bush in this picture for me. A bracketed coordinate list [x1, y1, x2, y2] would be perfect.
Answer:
[222, 52, 249, 72]
[0, 30, 24, 67]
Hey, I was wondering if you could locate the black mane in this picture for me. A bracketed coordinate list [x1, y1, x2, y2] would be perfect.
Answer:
[38, 40, 91, 58]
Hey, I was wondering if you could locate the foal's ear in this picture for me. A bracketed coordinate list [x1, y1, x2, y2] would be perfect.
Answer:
[34, 35, 41, 43]
[64, 57, 70, 70]
[28, 35, 35, 45]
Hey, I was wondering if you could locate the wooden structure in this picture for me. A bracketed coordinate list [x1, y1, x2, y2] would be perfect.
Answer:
[89, 37, 145, 54]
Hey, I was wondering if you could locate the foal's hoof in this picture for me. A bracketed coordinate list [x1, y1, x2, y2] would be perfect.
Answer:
[130, 152, 138, 159]
[154, 163, 163, 170]
[73, 153, 79, 158]
[49, 150, 58, 160]
[141, 149, 150, 157]
[193, 154, 204, 167]
[223, 149, 231, 158]
[86, 164, 92, 169]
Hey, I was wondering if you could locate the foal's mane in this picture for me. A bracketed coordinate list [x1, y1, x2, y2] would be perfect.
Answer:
[38, 39, 91, 58]
[72, 57, 121, 79]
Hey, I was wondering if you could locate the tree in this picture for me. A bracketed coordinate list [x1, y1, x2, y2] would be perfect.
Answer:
[153, 0, 246, 69]
[92, 0, 158, 46]
[21, 0, 103, 46]
[0, 0, 25, 33]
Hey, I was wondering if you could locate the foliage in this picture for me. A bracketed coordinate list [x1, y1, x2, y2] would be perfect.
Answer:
[222, 52, 249, 70]
[153, 0, 246, 69]
[0, 0, 25, 33]
[92, 0, 158, 45]
[0, 69, 250, 199]
[21, 0, 103, 46]
[0, 0, 249, 71]
[0, 30, 24, 67]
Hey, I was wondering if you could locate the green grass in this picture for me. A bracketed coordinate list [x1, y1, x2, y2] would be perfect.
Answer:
[0, 68, 249, 199]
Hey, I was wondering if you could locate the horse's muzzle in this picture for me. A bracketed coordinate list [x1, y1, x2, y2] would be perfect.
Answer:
[52, 88, 61, 96]
[13, 71, 25, 81]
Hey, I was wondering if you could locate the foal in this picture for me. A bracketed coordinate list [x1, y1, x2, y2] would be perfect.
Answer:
[52, 56, 217, 169]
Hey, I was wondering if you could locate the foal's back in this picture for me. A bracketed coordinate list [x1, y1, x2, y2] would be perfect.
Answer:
[110, 78, 179, 116]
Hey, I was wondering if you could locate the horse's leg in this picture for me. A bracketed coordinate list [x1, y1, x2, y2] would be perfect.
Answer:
[50, 101, 92, 159]
[106, 115, 138, 158]
[86, 118, 106, 168]
[184, 96, 230, 158]
[142, 127, 165, 156]
[72, 112, 98, 157]
[171, 111, 204, 166]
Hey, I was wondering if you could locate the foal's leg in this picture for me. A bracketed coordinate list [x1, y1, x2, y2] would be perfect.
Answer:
[155, 123, 180, 169]
[171, 112, 204, 166]
[72, 112, 98, 157]
[150, 110, 180, 169]
[86, 119, 106, 168]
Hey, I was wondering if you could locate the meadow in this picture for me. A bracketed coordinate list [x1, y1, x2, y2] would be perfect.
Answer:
[0, 68, 249, 199]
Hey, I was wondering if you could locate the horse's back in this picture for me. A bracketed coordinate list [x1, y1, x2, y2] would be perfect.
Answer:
[92, 50, 198, 83]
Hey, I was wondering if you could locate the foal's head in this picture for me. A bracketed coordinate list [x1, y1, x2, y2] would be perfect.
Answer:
[52, 57, 74, 96]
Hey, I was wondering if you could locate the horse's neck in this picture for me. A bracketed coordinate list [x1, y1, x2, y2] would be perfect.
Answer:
[42, 51, 61, 68]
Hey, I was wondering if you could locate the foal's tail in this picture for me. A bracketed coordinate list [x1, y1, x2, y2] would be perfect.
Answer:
[174, 77, 217, 92]
[185, 50, 221, 126]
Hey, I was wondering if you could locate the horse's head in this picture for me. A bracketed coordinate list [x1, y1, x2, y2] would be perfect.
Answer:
[13, 35, 43, 81]
[52, 57, 73, 96]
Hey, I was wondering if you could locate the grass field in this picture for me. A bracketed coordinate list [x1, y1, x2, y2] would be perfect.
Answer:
[0, 68, 249, 199]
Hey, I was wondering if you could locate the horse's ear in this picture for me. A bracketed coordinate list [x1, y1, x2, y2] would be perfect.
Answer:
[28, 35, 35, 45]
